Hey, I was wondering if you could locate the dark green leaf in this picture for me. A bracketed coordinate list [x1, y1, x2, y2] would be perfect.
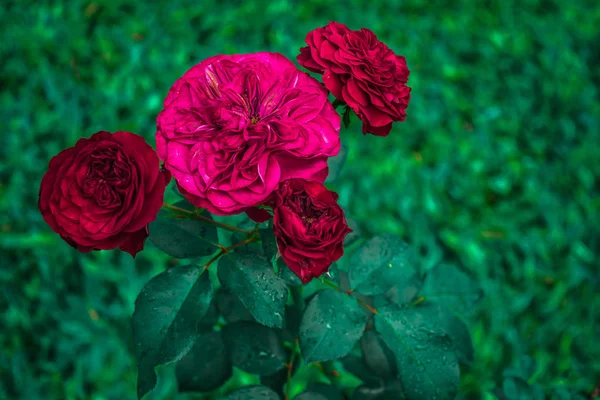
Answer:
[133, 266, 213, 399]
[216, 287, 254, 323]
[231, 231, 264, 255]
[197, 298, 219, 329]
[341, 355, 381, 385]
[142, 364, 178, 400]
[421, 263, 482, 317]
[260, 368, 289, 397]
[375, 304, 459, 400]
[296, 383, 344, 400]
[175, 330, 232, 392]
[261, 228, 279, 260]
[360, 330, 398, 379]
[148, 210, 218, 259]
[374, 276, 422, 308]
[344, 217, 361, 247]
[223, 321, 286, 375]
[326, 144, 348, 183]
[351, 380, 406, 400]
[299, 290, 367, 362]
[342, 106, 352, 129]
[279, 259, 303, 286]
[218, 254, 287, 328]
[226, 385, 280, 400]
[348, 234, 418, 296]
[417, 303, 474, 365]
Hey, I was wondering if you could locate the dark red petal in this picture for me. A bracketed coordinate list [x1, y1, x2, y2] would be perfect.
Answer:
[246, 207, 273, 223]
[119, 227, 149, 257]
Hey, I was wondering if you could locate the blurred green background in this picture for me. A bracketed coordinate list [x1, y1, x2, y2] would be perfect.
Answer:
[1, 0, 599, 399]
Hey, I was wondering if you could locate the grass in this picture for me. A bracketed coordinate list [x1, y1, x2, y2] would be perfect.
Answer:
[1, 0, 599, 399]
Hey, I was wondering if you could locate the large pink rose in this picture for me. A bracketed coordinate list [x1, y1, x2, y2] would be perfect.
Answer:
[156, 52, 341, 216]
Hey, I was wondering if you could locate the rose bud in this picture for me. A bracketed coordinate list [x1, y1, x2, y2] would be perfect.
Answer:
[38, 131, 171, 257]
[297, 22, 411, 136]
[273, 179, 352, 283]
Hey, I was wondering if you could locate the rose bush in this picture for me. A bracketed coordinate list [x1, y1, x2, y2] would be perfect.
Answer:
[36, 24, 476, 400]
[272, 179, 351, 283]
[156, 52, 341, 216]
[297, 21, 411, 136]
[38, 131, 170, 257]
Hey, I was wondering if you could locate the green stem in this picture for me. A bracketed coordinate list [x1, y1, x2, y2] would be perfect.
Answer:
[162, 202, 254, 234]
[321, 278, 378, 315]
[285, 338, 299, 400]
[202, 235, 259, 271]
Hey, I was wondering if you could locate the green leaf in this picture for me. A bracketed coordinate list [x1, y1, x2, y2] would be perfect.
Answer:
[348, 234, 418, 296]
[223, 321, 287, 375]
[342, 106, 352, 128]
[142, 364, 178, 400]
[341, 355, 381, 385]
[421, 263, 482, 317]
[361, 330, 398, 379]
[132, 266, 213, 399]
[260, 368, 289, 398]
[296, 383, 344, 400]
[375, 304, 459, 400]
[344, 217, 362, 247]
[148, 209, 218, 259]
[326, 143, 348, 183]
[279, 258, 303, 286]
[226, 385, 280, 400]
[299, 290, 367, 362]
[216, 287, 254, 323]
[351, 381, 406, 400]
[260, 228, 279, 260]
[175, 330, 232, 392]
[418, 303, 474, 366]
[218, 253, 287, 328]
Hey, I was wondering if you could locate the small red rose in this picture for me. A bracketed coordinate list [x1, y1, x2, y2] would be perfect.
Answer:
[298, 21, 411, 136]
[272, 179, 351, 283]
[38, 131, 171, 257]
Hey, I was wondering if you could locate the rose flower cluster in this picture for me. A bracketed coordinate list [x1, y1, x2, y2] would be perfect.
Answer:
[38, 22, 410, 282]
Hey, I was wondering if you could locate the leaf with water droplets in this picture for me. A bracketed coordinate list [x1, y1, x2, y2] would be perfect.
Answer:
[132, 266, 213, 399]
[218, 253, 287, 328]
[417, 303, 474, 365]
[375, 304, 459, 400]
[348, 234, 419, 296]
[223, 321, 287, 375]
[175, 330, 232, 392]
[226, 385, 280, 400]
[149, 206, 218, 259]
[299, 290, 367, 362]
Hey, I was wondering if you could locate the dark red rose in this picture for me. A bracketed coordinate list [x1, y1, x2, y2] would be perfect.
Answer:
[272, 179, 351, 283]
[297, 22, 411, 136]
[38, 131, 171, 257]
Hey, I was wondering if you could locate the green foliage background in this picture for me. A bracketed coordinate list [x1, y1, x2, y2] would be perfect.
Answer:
[1, 0, 598, 399]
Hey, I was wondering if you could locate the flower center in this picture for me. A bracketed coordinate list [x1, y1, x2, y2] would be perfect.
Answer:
[250, 115, 260, 124]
